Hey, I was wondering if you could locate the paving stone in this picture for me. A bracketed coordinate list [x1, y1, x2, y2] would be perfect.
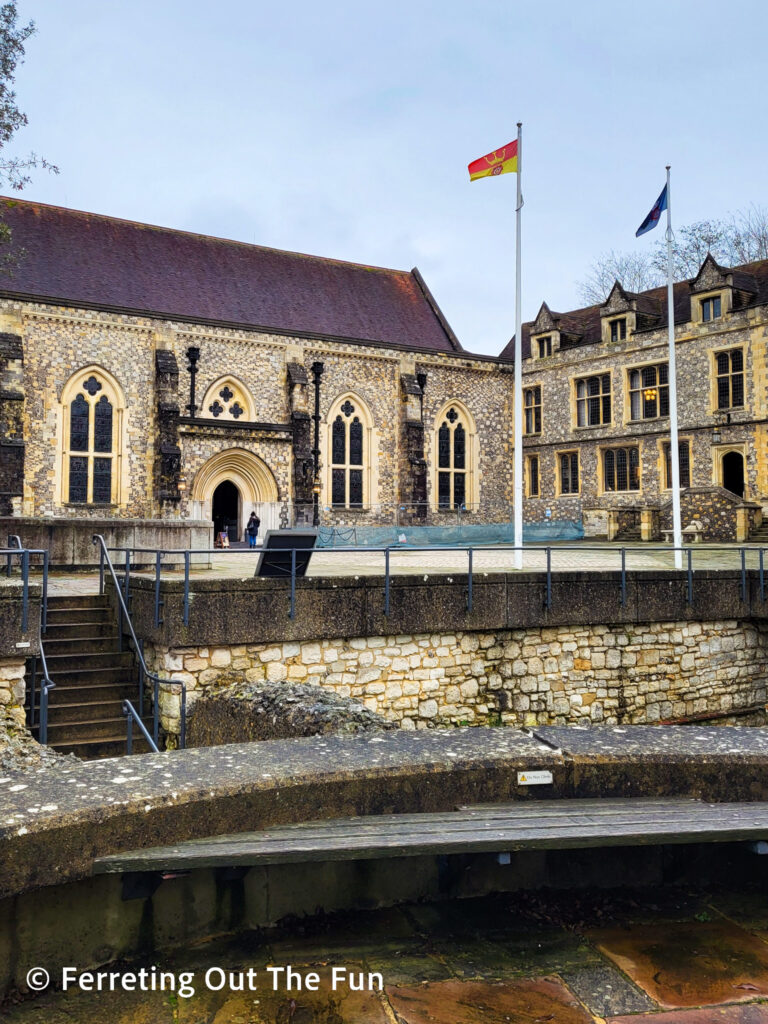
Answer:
[386, 977, 593, 1023]
[608, 1005, 768, 1023]
[561, 962, 656, 1016]
[590, 919, 768, 1009]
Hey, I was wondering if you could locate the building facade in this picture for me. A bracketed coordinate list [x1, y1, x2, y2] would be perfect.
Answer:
[506, 253, 768, 541]
[1, 197, 768, 552]
[0, 199, 512, 557]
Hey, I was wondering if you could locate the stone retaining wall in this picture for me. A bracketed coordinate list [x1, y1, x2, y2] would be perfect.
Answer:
[146, 619, 768, 739]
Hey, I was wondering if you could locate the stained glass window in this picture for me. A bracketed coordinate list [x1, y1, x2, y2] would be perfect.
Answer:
[350, 418, 363, 466]
[68, 456, 88, 504]
[94, 396, 113, 453]
[92, 458, 112, 503]
[64, 372, 120, 504]
[435, 407, 470, 510]
[329, 399, 370, 508]
[70, 395, 89, 452]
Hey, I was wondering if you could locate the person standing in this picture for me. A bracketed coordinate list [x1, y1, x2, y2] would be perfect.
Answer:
[246, 511, 261, 549]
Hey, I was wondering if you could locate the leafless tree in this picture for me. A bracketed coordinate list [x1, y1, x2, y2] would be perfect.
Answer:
[0, 4, 58, 271]
[577, 205, 768, 304]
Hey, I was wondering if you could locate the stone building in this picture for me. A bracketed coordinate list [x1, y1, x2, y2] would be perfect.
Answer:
[0, 198, 511, 560]
[2, 195, 768, 553]
[505, 253, 768, 541]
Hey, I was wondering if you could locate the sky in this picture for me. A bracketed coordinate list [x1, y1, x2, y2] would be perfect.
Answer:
[9, 0, 768, 355]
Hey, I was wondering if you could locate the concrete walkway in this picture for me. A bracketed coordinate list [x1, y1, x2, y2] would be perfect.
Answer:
[44, 540, 768, 596]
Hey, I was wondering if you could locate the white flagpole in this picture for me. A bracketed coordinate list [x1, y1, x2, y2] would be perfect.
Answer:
[665, 165, 683, 570]
[514, 121, 524, 570]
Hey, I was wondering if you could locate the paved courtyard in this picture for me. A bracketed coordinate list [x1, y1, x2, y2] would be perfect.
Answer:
[44, 541, 768, 596]
[8, 886, 768, 1022]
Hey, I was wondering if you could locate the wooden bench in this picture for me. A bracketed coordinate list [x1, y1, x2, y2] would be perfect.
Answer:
[93, 798, 768, 874]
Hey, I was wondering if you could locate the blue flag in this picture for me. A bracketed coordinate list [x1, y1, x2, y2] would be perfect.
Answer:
[636, 184, 668, 237]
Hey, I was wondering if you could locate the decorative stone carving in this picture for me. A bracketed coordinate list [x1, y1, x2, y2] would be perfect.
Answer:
[154, 350, 181, 503]
[0, 334, 24, 516]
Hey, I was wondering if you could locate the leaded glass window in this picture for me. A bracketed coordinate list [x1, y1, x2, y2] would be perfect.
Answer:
[64, 372, 120, 504]
[629, 364, 669, 420]
[576, 373, 611, 426]
[663, 440, 691, 489]
[436, 407, 470, 510]
[329, 398, 369, 508]
[716, 349, 744, 409]
[603, 447, 640, 492]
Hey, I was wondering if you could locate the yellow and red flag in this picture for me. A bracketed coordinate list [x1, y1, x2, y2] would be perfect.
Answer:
[468, 140, 518, 182]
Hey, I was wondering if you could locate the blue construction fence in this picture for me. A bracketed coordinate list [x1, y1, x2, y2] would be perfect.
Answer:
[317, 520, 584, 548]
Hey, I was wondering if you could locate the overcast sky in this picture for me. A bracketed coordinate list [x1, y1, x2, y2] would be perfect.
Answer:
[11, 0, 768, 355]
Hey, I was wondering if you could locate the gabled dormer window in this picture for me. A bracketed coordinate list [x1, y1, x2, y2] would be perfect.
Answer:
[701, 296, 722, 322]
[537, 336, 552, 358]
[610, 318, 627, 342]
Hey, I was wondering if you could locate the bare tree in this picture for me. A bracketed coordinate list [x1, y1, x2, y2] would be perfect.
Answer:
[577, 249, 664, 305]
[0, 3, 57, 271]
[578, 204, 768, 304]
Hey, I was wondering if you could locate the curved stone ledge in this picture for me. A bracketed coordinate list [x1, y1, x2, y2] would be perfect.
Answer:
[0, 727, 563, 898]
[3, 725, 768, 900]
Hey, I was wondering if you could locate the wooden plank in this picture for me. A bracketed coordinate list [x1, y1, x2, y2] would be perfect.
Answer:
[93, 798, 768, 875]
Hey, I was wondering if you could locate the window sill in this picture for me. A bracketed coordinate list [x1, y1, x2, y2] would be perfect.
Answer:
[327, 506, 371, 515]
[573, 423, 613, 431]
[627, 416, 669, 425]
[63, 502, 118, 508]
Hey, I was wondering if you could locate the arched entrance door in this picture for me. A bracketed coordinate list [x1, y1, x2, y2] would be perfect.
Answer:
[191, 448, 281, 543]
[722, 451, 745, 498]
[212, 480, 240, 542]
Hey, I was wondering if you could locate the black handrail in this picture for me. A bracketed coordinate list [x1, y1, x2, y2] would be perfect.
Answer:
[93, 535, 186, 751]
[122, 700, 160, 754]
[106, 540, 768, 622]
[35, 640, 56, 746]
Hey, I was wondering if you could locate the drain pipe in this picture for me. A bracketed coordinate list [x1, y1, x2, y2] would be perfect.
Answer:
[658, 703, 766, 726]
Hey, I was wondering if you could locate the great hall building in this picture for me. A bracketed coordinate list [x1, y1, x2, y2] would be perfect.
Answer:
[0, 197, 767, 557]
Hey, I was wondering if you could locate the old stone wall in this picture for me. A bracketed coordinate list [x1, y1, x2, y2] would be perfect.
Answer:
[146, 619, 768, 739]
[4, 299, 510, 528]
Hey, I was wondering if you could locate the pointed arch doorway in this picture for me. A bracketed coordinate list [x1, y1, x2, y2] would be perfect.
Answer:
[191, 448, 280, 542]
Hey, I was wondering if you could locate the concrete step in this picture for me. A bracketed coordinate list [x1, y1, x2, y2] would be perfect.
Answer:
[47, 595, 111, 611]
[33, 680, 139, 706]
[42, 636, 122, 656]
[43, 622, 116, 639]
[51, 735, 155, 759]
[43, 699, 144, 725]
[46, 715, 154, 744]
[45, 607, 113, 626]
[29, 665, 135, 688]
[43, 651, 134, 672]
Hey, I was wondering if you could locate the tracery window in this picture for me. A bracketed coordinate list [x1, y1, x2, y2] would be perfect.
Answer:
[327, 395, 373, 509]
[435, 404, 473, 510]
[200, 376, 255, 422]
[61, 368, 123, 505]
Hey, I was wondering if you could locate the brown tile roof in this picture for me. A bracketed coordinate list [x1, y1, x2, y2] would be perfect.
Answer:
[0, 197, 462, 353]
[501, 257, 768, 362]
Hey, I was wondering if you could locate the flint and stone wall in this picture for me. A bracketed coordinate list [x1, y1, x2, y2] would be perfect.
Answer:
[145, 619, 768, 740]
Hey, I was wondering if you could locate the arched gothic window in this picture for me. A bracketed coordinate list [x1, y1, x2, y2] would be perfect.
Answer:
[60, 368, 124, 505]
[433, 403, 476, 511]
[325, 395, 374, 509]
[199, 376, 256, 422]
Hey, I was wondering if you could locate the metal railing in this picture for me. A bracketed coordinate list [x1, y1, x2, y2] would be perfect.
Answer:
[103, 541, 768, 624]
[27, 640, 56, 745]
[4, 535, 48, 633]
[93, 535, 186, 752]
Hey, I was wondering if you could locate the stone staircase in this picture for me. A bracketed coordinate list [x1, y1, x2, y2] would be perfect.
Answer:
[614, 526, 641, 542]
[27, 594, 153, 759]
[748, 521, 768, 544]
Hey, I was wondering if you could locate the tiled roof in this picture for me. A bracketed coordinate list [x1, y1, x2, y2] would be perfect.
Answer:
[0, 197, 462, 353]
[501, 257, 768, 362]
